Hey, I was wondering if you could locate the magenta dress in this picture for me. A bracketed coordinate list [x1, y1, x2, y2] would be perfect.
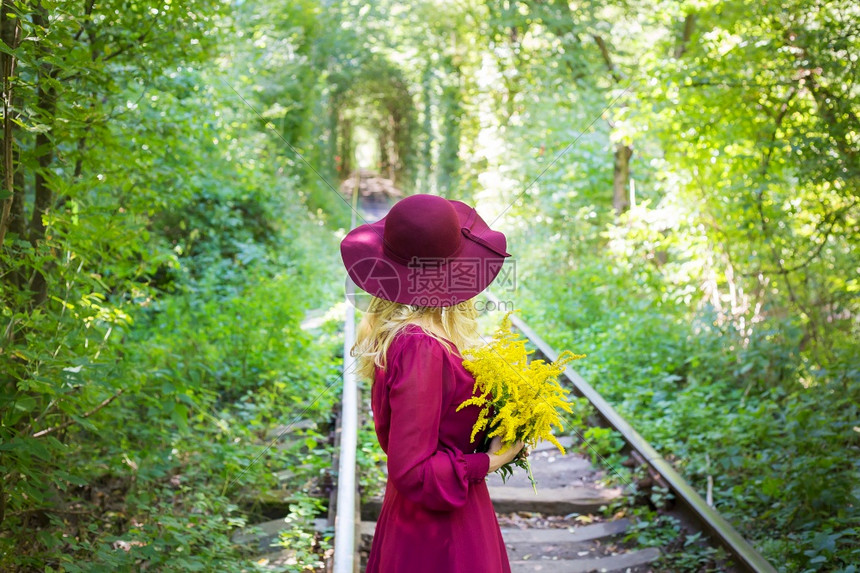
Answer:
[365, 323, 511, 573]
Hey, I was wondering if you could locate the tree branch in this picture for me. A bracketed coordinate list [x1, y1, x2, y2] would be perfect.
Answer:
[779, 201, 857, 274]
[72, 0, 97, 42]
[32, 389, 124, 438]
[760, 87, 797, 175]
[592, 34, 620, 83]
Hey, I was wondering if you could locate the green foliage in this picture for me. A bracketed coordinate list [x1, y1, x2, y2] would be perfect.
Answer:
[578, 427, 626, 471]
[1, 1, 346, 571]
[274, 496, 331, 572]
[357, 410, 388, 501]
[627, 508, 732, 572]
[2, 0, 857, 570]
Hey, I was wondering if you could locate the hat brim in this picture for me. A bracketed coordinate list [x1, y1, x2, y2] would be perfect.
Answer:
[340, 200, 511, 307]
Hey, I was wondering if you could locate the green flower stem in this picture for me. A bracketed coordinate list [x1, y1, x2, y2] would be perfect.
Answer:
[525, 458, 537, 494]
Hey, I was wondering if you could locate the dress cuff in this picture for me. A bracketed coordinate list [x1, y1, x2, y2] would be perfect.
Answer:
[463, 453, 490, 482]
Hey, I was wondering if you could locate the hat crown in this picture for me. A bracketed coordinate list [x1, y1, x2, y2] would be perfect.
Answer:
[383, 194, 462, 262]
[339, 193, 510, 307]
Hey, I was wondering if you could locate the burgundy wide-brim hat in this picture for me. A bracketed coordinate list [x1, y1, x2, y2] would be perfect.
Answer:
[340, 194, 512, 307]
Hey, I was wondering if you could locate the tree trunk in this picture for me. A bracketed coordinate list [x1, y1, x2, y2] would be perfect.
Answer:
[391, 108, 401, 186]
[30, 96, 56, 247]
[591, 34, 633, 218]
[9, 156, 24, 238]
[0, 0, 20, 247]
[339, 113, 352, 180]
[378, 119, 390, 182]
[674, 13, 697, 59]
[436, 71, 461, 194]
[387, 111, 399, 184]
[420, 65, 434, 194]
[28, 4, 57, 306]
[328, 96, 340, 181]
[613, 143, 632, 216]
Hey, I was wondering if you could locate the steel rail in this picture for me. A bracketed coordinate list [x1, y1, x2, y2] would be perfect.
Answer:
[482, 290, 777, 573]
[332, 188, 361, 573]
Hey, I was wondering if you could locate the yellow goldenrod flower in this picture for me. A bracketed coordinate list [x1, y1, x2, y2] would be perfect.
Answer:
[457, 311, 585, 490]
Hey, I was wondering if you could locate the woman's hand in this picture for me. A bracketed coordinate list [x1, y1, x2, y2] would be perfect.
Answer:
[485, 436, 526, 473]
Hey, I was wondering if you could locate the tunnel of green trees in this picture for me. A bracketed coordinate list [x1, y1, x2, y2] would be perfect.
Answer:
[0, 0, 857, 571]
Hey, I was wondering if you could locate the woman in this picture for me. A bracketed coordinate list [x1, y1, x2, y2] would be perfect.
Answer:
[340, 194, 526, 572]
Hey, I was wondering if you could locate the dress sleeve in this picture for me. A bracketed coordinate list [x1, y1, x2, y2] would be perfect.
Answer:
[384, 333, 490, 512]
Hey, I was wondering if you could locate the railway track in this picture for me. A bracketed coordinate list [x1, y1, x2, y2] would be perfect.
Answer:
[330, 193, 777, 573]
[234, 189, 778, 572]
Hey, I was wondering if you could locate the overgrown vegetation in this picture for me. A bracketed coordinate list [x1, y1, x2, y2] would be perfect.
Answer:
[490, 2, 860, 568]
[0, 1, 346, 570]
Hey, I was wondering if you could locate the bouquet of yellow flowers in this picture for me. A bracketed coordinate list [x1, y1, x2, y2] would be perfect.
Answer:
[457, 311, 585, 492]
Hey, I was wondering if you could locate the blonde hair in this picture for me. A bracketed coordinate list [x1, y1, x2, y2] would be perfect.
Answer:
[351, 296, 482, 383]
